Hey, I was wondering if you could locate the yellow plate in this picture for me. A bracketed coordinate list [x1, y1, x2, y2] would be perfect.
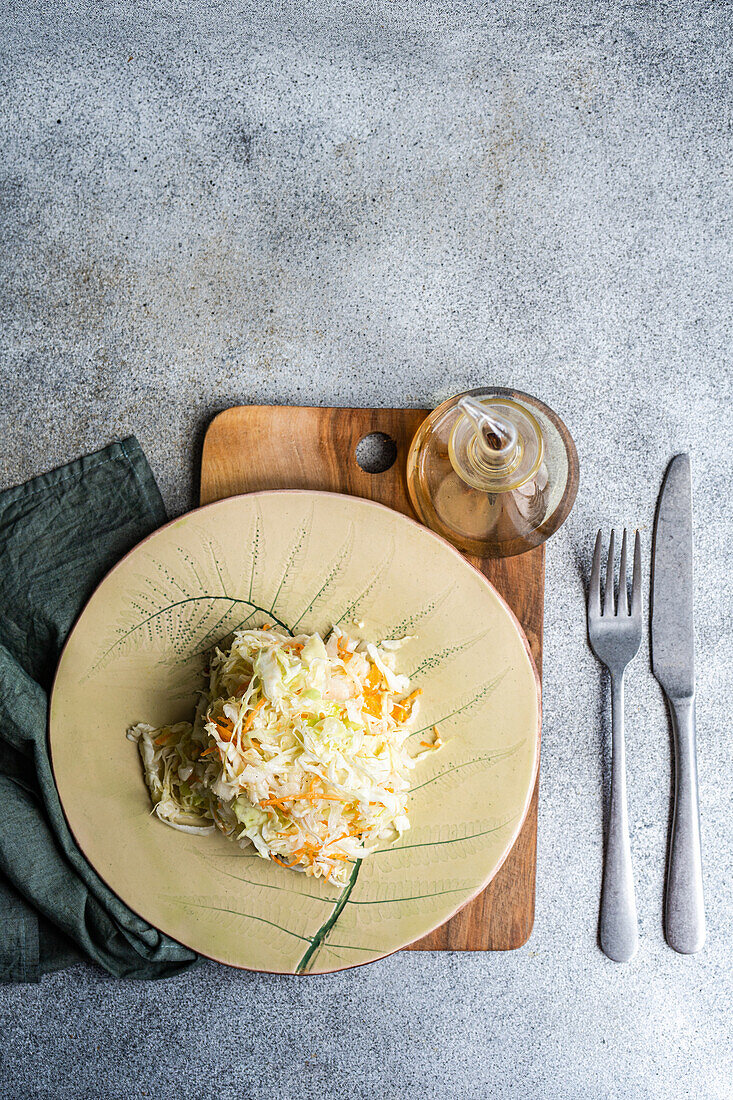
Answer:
[50, 490, 540, 974]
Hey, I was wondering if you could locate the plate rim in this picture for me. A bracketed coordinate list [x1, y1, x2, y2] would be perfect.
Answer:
[49, 488, 542, 974]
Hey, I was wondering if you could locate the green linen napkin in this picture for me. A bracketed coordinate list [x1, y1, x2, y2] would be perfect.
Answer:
[0, 437, 199, 982]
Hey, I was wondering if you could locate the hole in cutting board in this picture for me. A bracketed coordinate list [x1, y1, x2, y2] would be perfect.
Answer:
[355, 432, 398, 474]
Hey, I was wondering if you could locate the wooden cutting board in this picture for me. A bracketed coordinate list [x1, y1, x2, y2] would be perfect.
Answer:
[200, 405, 543, 951]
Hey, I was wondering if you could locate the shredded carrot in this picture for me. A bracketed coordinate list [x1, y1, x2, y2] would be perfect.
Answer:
[261, 793, 347, 806]
[362, 692, 383, 718]
[392, 687, 423, 721]
[337, 635, 351, 662]
[215, 718, 234, 741]
[200, 745, 219, 758]
[153, 732, 174, 746]
[366, 665, 382, 690]
[421, 726, 442, 749]
[242, 697, 267, 735]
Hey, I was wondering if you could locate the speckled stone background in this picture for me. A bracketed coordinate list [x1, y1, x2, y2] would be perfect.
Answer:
[1, 2, 732, 1098]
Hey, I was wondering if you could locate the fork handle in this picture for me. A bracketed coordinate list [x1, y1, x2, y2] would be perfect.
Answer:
[665, 696, 705, 954]
[599, 672, 639, 962]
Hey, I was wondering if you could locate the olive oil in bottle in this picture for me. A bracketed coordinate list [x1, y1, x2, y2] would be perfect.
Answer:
[406, 388, 579, 558]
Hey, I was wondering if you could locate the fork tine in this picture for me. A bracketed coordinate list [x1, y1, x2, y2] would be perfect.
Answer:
[589, 530, 602, 615]
[618, 529, 629, 615]
[603, 529, 615, 616]
[631, 530, 642, 618]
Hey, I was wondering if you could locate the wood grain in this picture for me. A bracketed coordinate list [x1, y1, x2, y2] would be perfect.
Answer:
[200, 405, 543, 951]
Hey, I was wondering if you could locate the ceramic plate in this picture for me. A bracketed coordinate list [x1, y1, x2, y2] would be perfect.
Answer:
[50, 491, 540, 974]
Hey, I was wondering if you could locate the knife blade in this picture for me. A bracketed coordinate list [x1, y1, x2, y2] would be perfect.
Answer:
[651, 453, 705, 954]
[651, 454, 694, 699]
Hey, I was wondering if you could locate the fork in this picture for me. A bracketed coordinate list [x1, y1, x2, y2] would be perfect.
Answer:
[588, 529, 642, 962]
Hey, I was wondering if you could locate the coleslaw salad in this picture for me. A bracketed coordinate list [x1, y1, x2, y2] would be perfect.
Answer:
[128, 625, 439, 888]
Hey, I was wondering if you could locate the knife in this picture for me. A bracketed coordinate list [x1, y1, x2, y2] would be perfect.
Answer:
[651, 453, 705, 954]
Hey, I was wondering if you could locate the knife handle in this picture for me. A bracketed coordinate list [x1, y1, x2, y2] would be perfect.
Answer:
[666, 696, 705, 954]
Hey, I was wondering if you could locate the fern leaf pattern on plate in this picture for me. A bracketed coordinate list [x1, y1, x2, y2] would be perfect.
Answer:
[409, 744, 525, 794]
[331, 539, 396, 628]
[85, 529, 290, 678]
[408, 669, 509, 741]
[268, 509, 312, 618]
[407, 630, 488, 679]
[385, 584, 455, 637]
[371, 816, 519, 866]
[290, 525, 356, 633]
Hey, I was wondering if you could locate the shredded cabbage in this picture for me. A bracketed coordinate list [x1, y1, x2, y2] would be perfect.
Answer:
[127, 625, 436, 888]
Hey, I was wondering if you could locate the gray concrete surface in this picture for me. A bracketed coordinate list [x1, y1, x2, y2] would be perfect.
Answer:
[1, 2, 732, 1097]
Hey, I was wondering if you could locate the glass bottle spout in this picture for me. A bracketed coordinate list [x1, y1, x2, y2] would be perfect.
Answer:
[449, 394, 543, 494]
[458, 395, 519, 460]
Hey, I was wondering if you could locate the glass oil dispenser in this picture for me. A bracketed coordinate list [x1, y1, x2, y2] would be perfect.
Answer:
[406, 387, 579, 558]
